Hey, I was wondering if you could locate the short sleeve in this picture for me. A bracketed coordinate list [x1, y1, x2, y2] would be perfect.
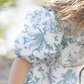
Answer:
[14, 7, 64, 65]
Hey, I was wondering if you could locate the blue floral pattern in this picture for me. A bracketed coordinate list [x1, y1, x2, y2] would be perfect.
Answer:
[14, 6, 84, 84]
[57, 69, 77, 84]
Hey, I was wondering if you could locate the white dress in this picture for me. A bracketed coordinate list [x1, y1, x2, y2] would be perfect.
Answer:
[14, 6, 84, 84]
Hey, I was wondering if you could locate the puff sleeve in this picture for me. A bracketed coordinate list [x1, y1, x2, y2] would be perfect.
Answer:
[14, 7, 64, 65]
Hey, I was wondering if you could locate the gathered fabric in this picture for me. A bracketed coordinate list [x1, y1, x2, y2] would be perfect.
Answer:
[14, 6, 84, 84]
[55, 13, 84, 84]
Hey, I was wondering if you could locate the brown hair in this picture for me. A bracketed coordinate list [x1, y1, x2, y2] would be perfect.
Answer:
[41, 1, 84, 83]
[43, 0, 84, 31]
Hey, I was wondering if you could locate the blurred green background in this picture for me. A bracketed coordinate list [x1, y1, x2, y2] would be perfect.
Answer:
[0, 0, 42, 84]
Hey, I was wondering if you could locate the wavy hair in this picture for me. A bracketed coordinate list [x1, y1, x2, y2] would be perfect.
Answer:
[41, 1, 84, 83]
[42, 0, 84, 31]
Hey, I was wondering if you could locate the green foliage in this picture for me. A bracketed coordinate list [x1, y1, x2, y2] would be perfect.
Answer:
[0, 0, 9, 3]
[0, 27, 5, 37]
[0, 0, 17, 9]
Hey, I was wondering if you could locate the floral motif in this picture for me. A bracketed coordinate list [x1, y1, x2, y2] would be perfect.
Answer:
[57, 69, 77, 84]
[21, 24, 29, 33]
[14, 6, 84, 84]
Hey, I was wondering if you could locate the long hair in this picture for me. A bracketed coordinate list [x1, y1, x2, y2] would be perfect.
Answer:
[43, 0, 84, 30]
[41, 1, 84, 83]
[42, 0, 84, 65]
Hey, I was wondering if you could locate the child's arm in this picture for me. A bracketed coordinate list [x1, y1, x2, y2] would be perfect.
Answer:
[8, 56, 31, 84]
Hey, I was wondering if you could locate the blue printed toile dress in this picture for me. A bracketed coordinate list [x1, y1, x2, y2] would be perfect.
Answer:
[14, 6, 84, 84]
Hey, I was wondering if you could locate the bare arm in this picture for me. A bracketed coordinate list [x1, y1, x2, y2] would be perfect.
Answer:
[8, 56, 31, 84]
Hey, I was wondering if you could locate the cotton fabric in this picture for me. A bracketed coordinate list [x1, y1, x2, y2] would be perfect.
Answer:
[14, 7, 84, 84]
